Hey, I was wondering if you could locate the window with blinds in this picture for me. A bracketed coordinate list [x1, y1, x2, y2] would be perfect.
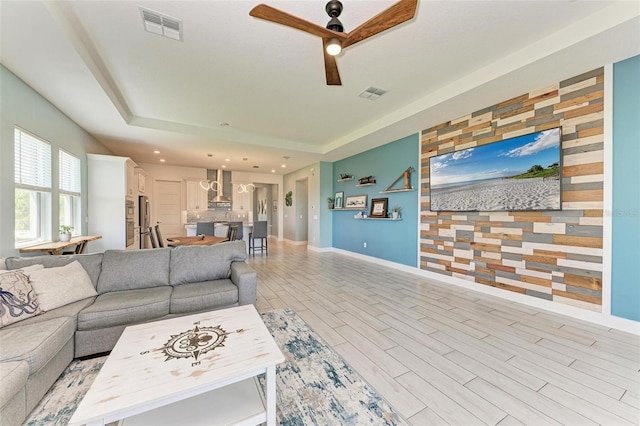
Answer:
[59, 150, 82, 234]
[14, 128, 52, 246]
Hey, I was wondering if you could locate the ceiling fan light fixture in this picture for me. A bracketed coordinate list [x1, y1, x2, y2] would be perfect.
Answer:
[326, 37, 342, 56]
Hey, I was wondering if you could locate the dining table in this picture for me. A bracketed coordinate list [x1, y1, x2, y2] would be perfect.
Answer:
[18, 235, 102, 255]
[166, 235, 226, 247]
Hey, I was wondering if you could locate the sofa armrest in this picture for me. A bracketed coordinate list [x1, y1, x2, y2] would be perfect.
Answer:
[230, 262, 257, 306]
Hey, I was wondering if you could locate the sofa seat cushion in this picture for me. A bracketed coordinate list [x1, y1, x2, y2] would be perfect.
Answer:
[97, 249, 171, 294]
[0, 317, 74, 374]
[78, 287, 171, 330]
[0, 361, 28, 408]
[170, 279, 238, 314]
[169, 241, 247, 285]
[3, 297, 95, 331]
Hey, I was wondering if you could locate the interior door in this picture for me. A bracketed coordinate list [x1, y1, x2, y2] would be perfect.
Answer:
[155, 180, 182, 241]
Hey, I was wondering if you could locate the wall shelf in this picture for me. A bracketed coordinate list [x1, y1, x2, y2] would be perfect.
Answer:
[355, 183, 376, 187]
[330, 208, 364, 211]
[337, 177, 354, 182]
[379, 188, 416, 193]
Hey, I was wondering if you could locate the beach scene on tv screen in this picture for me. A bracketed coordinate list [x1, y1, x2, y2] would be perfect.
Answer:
[429, 127, 561, 211]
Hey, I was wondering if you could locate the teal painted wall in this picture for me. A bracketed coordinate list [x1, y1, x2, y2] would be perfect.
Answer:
[332, 134, 419, 267]
[612, 55, 640, 321]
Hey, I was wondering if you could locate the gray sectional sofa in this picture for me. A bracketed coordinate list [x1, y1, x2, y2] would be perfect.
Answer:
[0, 240, 256, 426]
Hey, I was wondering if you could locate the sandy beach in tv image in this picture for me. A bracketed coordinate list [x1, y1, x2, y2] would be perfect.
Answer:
[429, 128, 562, 212]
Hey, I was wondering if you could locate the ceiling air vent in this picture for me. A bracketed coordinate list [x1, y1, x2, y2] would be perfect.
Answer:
[359, 86, 387, 100]
[140, 7, 183, 41]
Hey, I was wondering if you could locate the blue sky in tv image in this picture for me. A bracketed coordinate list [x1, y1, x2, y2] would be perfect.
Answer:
[429, 127, 561, 188]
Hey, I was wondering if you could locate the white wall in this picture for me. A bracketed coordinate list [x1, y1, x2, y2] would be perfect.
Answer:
[282, 162, 321, 246]
[0, 65, 112, 257]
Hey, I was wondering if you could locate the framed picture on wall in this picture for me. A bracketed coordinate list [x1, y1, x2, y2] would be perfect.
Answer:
[334, 191, 344, 209]
[369, 198, 388, 218]
[345, 194, 367, 209]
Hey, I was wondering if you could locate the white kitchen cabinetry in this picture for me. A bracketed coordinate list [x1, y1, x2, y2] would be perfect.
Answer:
[126, 161, 135, 197]
[87, 154, 139, 252]
[136, 169, 147, 194]
[232, 183, 252, 211]
[186, 180, 208, 210]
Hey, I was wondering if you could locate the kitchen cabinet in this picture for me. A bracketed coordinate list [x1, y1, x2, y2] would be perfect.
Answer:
[126, 161, 135, 197]
[87, 154, 138, 252]
[136, 169, 147, 194]
[186, 180, 208, 210]
[232, 183, 252, 211]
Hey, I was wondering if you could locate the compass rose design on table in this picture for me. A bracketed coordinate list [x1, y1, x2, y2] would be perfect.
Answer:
[161, 324, 230, 362]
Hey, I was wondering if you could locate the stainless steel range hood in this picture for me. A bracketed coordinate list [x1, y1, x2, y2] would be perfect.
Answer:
[208, 169, 231, 202]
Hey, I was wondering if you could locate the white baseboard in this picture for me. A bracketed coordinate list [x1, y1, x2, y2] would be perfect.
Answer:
[327, 248, 640, 335]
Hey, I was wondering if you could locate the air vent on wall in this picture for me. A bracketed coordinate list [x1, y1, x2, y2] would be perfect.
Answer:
[140, 7, 183, 41]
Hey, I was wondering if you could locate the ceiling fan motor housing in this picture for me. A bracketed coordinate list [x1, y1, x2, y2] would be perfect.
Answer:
[325, 0, 343, 32]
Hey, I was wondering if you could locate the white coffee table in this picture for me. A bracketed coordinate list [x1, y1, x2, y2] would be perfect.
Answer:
[69, 305, 284, 426]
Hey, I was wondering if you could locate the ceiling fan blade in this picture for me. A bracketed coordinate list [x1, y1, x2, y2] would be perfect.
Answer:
[342, 0, 417, 49]
[322, 39, 342, 86]
[250, 4, 347, 41]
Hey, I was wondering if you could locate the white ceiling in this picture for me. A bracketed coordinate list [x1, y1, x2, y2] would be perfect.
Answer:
[1, 1, 639, 173]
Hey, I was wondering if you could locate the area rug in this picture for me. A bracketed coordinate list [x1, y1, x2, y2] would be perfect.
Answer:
[25, 308, 407, 425]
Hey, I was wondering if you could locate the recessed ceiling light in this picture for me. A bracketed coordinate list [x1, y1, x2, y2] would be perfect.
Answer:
[271, 169, 276, 173]
[153, 150, 160, 154]
[281, 164, 286, 168]
[221, 164, 226, 168]
[225, 158, 230, 162]
[160, 159, 165, 162]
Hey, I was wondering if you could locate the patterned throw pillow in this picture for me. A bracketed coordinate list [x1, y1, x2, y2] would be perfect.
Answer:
[0, 270, 42, 327]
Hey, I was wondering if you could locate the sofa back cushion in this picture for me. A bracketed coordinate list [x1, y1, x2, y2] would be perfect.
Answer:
[169, 240, 247, 285]
[97, 249, 171, 294]
[5, 254, 103, 289]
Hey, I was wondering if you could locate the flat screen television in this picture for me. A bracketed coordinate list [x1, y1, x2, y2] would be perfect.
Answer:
[429, 127, 562, 212]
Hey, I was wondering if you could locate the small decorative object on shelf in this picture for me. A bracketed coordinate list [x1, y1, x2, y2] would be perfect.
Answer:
[339, 173, 353, 180]
[327, 197, 335, 209]
[59, 225, 73, 242]
[381, 167, 414, 193]
[391, 205, 402, 219]
[358, 176, 376, 185]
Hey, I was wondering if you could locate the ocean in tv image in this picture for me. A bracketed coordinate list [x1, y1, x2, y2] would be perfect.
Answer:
[429, 127, 562, 211]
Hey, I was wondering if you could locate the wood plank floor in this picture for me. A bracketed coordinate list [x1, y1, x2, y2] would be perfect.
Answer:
[248, 241, 640, 425]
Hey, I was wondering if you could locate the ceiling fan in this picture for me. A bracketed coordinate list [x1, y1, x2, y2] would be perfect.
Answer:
[249, 0, 418, 86]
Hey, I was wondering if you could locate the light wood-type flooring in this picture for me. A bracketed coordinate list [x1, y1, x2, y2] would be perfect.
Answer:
[247, 240, 640, 426]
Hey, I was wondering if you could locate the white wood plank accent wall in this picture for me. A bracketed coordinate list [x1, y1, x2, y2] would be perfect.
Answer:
[420, 68, 605, 312]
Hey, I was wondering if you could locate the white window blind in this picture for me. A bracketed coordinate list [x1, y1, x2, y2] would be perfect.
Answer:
[14, 129, 52, 189]
[59, 150, 81, 194]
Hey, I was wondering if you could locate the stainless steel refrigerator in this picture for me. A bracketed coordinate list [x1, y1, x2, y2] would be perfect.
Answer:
[139, 195, 151, 249]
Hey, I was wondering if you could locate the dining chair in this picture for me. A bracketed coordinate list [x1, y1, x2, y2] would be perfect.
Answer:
[148, 226, 157, 249]
[249, 221, 267, 255]
[227, 221, 243, 240]
[195, 222, 215, 236]
[218, 225, 238, 244]
[154, 224, 164, 248]
[227, 225, 238, 242]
